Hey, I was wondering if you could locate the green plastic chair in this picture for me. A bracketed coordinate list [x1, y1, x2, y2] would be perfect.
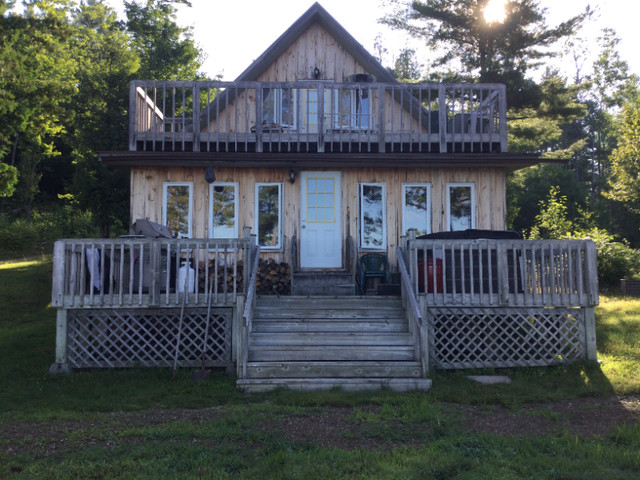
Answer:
[359, 253, 389, 294]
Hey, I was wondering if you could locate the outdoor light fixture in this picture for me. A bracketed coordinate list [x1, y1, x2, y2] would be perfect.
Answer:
[205, 165, 216, 184]
[289, 169, 296, 184]
[313, 66, 321, 79]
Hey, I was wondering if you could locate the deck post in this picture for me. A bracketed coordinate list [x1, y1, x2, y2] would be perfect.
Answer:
[129, 81, 137, 151]
[419, 294, 429, 375]
[584, 307, 597, 361]
[498, 84, 508, 152]
[52, 240, 66, 308]
[255, 86, 263, 153]
[243, 226, 252, 294]
[438, 86, 447, 153]
[234, 294, 246, 372]
[49, 309, 72, 374]
[192, 83, 200, 152]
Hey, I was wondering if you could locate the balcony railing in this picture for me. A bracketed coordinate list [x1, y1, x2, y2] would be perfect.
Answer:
[130, 81, 507, 154]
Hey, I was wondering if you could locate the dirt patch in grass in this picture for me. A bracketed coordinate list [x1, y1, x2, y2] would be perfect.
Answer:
[1, 396, 639, 458]
[448, 395, 640, 438]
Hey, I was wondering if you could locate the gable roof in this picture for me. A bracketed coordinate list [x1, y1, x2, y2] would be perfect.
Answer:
[233, 2, 396, 83]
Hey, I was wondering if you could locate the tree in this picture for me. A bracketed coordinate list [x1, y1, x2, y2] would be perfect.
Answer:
[0, 162, 18, 197]
[66, 0, 140, 236]
[507, 163, 587, 235]
[388, 47, 423, 81]
[0, 0, 77, 219]
[606, 91, 640, 213]
[124, 0, 203, 80]
[381, 0, 589, 108]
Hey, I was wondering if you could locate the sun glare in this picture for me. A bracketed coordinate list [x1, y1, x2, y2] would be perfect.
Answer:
[484, 0, 507, 24]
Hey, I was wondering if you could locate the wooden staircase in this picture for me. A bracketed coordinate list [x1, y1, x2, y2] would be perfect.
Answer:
[236, 296, 431, 392]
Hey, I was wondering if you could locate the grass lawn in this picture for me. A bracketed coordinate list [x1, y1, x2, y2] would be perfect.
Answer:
[1, 257, 639, 479]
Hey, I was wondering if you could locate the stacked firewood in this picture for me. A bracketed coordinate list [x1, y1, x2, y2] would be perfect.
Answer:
[199, 260, 244, 293]
[198, 258, 291, 295]
[256, 258, 291, 295]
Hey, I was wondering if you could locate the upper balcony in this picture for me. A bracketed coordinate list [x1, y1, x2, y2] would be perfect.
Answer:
[130, 80, 507, 155]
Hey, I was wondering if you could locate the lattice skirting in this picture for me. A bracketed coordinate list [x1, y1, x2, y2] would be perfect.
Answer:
[428, 307, 587, 369]
[66, 308, 233, 369]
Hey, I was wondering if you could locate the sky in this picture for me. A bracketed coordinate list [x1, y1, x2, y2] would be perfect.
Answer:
[105, 0, 640, 81]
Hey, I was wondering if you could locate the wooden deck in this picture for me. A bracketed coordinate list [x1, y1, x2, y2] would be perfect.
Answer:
[50, 236, 599, 380]
[130, 81, 507, 154]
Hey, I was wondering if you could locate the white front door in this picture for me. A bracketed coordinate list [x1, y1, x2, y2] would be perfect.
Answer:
[300, 171, 342, 268]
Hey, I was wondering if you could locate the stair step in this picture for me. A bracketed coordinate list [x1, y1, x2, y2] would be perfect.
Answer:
[245, 361, 423, 379]
[237, 377, 432, 393]
[256, 296, 402, 309]
[248, 345, 415, 362]
[250, 332, 413, 346]
[254, 308, 405, 320]
[252, 320, 408, 333]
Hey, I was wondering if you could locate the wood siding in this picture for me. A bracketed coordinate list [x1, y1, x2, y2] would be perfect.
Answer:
[130, 165, 506, 267]
[256, 23, 367, 82]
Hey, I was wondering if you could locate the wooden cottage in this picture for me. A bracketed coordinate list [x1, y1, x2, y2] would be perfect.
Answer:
[50, 3, 598, 391]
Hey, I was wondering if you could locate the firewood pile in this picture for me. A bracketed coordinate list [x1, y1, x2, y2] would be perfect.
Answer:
[256, 258, 291, 295]
[199, 258, 291, 295]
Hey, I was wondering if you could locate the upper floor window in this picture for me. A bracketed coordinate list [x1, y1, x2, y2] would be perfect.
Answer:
[359, 183, 386, 249]
[209, 183, 238, 239]
[255, 183, 282, 250]
[163, 182, 192, 238]
[263, 88, 296, 129]
[402, 183, 431, 236]
[446, 183, 475, 231]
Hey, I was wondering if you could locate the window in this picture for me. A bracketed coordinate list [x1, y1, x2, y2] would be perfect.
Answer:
[163, 182, 193, 238]
[255, 183, 282, 249]
[402, 183, 431, 236]
[359, 183, 386, 249]
[263, 88, 296, 128]
[306, 177, 336, 223]
[209, 183, 238, 239]
[334, 88, 371, 129]
[446, 183, 475, 231]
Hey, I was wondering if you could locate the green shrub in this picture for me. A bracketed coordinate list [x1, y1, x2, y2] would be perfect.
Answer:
[0, 206, 98, 258]
[572, 229, 640, 287]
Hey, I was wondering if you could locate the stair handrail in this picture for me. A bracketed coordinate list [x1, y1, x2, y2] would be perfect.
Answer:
[241, 245, 261, 379]
[396, 246, 428, 377]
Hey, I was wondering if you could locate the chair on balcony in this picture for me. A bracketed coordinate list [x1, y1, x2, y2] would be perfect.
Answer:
[359, 253, 389, 295]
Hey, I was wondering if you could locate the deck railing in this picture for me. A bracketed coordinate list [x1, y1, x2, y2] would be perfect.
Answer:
[130, 80, 507, 154]
[397, 246, 428, 376]
[241, 245, 261, 379]
[52, 237, 252, 309]
[407, 239, 599, 308]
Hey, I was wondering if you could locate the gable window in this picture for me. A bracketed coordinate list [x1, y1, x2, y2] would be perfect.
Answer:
[334, 88, 371, 129]
[163, 182, 192, 238]
[255, 183, 282, 250]
[262, 88, 296, 128]
[359, 183, 386, 249]
[446, 183, 475, 231]
[402, 183, 431, 236]
[209, 183, 238, 239]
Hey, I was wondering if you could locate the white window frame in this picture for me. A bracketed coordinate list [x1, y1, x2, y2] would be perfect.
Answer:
[359, 183, 387, 250]
[208, 182, 239, 239]
[402, 183, 431, 236]
[255, 182, 283, 250]
[263, 88, 297, 129]
[446, 182, 476, 231]
[162, 182, 193, 238]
